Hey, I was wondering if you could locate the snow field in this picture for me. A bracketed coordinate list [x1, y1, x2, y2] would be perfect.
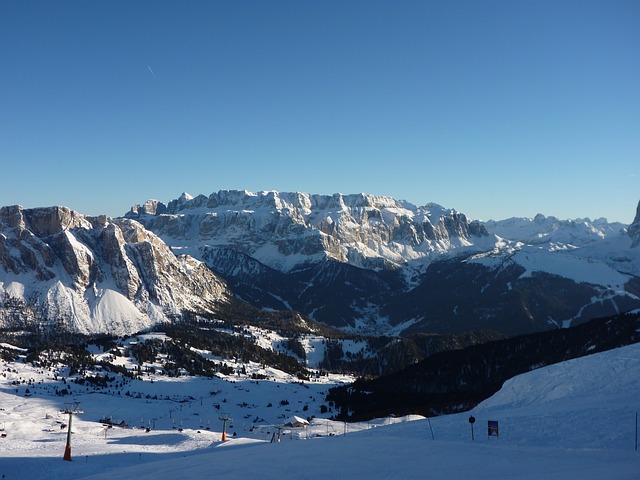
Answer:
[1, 342, 640, 479]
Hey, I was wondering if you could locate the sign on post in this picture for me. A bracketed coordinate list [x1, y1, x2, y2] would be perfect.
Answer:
[468, 416, 476, 441]
[488, 420, 499, 438]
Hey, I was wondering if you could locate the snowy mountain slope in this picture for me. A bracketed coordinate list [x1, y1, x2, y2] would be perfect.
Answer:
[465, 239, 640, 329]
[481, 204, 640, 288]
[473, 340, 640, 451]
[125, 191, 640, 336]
[1, 338, 638, 479]
[481, 209, 640, 306]
[0, 205, 231, 336]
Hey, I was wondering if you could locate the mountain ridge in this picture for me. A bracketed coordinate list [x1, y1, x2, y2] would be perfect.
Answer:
[2, 193, 639, 339]
[126, 189, 490, 273]
[126, 190, 640, 336]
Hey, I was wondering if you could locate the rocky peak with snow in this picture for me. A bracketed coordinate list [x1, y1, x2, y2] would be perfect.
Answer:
[126, 190, 489, 272]
[628, 200, 640, 248]
[483, 213, 626, 247]
[0, 205, 230, 335]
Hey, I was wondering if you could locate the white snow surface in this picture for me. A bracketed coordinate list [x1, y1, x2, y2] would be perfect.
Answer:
[1, 342, 639, 479]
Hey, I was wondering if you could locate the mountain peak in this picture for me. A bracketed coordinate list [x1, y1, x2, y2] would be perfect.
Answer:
[0, 205, 230, 335]
[178, 192, 194, 203]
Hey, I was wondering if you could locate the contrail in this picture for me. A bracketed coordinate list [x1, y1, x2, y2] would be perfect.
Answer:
[147, 65, 156, 78]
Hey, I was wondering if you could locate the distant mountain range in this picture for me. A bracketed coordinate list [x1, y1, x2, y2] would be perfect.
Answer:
[126, 190, 640, 336]
[1, 191, 639, 340]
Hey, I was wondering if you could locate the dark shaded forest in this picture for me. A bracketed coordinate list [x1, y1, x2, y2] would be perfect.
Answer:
[327, 311, 640, 421]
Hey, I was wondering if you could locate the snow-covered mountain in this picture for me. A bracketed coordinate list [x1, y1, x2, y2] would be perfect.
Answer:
[126, 190, 490, 272]
[2, 193, 639, 339]
[484, 213, 626, 247]
[0, 205, 231, 336]
[127, 191, 640, 336]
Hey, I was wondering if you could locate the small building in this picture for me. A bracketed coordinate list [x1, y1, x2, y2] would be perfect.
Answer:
[284, 416, 309, 428]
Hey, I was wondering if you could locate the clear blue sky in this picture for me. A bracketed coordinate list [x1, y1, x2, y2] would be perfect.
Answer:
[1, 1, 638, 222]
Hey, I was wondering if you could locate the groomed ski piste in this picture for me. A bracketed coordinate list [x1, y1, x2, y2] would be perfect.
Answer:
[1, 341, 639, 479]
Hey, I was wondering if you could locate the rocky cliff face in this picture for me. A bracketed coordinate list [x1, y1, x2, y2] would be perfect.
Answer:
[0, 205, 230, 335]
[628, 200, 640, 248]
[127, 190, 489, 272]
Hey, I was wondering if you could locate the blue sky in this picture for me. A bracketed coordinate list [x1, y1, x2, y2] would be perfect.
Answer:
[1, 1, 638, 222]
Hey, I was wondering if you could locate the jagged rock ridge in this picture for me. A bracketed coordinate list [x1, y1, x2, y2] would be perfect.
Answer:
[127, 190, 490, 272]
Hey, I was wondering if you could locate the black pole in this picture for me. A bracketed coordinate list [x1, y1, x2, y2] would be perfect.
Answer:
[427, 417, 434, 440]
[468, 416, 476, 441]
[635, 412, 638, 452]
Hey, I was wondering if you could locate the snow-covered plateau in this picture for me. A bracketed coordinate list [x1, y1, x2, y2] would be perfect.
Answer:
[0, 341, 638, 479]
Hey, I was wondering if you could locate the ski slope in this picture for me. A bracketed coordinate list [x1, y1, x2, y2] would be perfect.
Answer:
[1, 343, 639, 479]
